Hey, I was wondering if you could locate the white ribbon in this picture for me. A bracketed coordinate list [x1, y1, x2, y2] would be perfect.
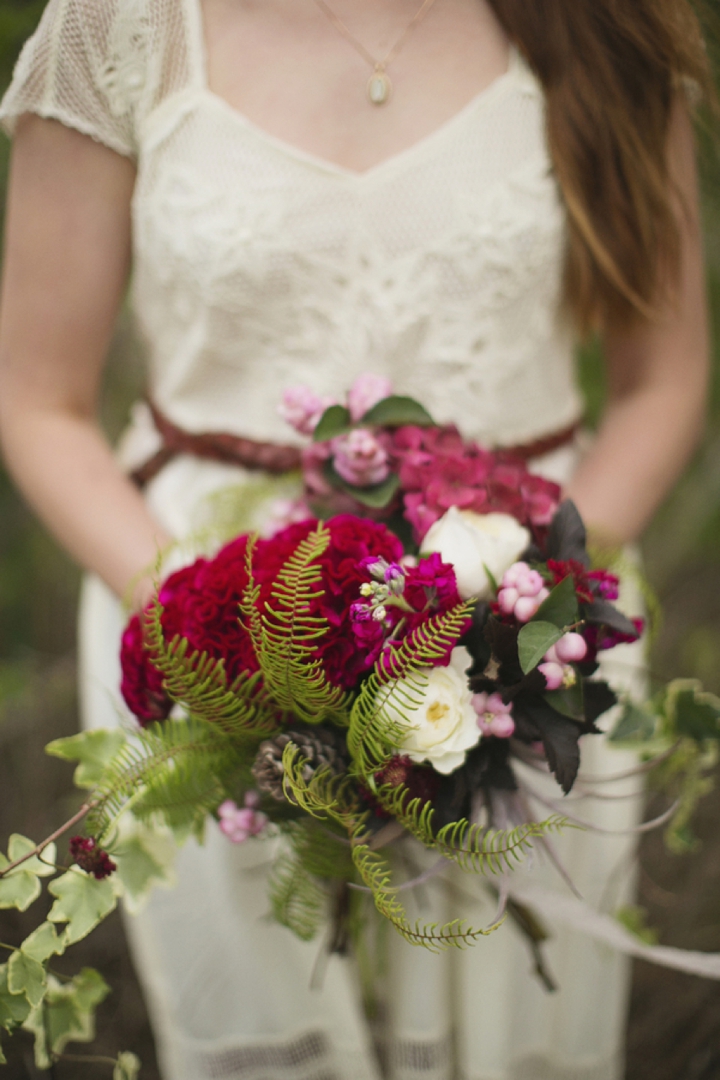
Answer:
[508, 879, 720, 980]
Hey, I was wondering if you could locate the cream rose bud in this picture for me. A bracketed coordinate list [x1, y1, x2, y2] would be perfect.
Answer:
[420, 508, 531, 600]
[385, 647, 480, 775]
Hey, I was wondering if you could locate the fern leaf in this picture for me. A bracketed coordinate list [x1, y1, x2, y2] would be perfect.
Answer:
[347, 602, 473, 780]
[87, 718, 237, 839]
[145, 600, 280, 738]
[245, 524, 351, 724]
[377, 784, 567, 874]
[268, 851, 326, 941]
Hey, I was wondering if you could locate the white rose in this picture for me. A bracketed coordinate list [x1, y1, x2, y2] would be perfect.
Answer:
[420, 507, 530, 600]
[384, 647, 480, 775]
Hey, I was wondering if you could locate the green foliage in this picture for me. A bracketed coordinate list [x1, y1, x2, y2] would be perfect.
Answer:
[48, 871, 117, 946]
[23, 968, 110, 1069]
[46, 729, 126, 789]
[313, 405, 353, 441]
[533, 575, 579, 629]
[268, 851, 326, 941]
[359, 395, 435, 427]
[244, 524, 351, 724]
[517, 622, 563, 674]
[146, 599, 279, 738]
[324, 464, 401, 509]
[616, 904, 659, 946]
[0, 837, 56, 912]
[347, 601, 472, 780]
[114, 1051, 142, 1080]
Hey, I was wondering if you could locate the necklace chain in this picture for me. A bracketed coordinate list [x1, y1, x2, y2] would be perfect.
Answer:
[313, 0, 439, 104]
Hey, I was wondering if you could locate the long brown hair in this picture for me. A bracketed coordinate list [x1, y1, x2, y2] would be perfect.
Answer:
[486, 0, 714, 331]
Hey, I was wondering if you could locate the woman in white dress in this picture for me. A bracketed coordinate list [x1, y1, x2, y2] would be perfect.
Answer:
[0, 1, 711, 1078]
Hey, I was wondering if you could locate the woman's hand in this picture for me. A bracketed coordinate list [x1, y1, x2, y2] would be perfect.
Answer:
[565, 99, 710, 544]
[0, 116, 172, 606]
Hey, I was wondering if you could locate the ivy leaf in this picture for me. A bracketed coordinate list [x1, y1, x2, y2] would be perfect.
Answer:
[517, 622, 563, 674]
[663, 680, 720, 742]
[48, 870, 117, 945]
[115, 1052, 142, 1080]
[22, 922, 66, 964]
[46, 729, 126, 789]
[0, 963, 31, 1032]
[8, 951, 45, 1008]
[312, 404, 352, 442]
[533, 575, 578, 630]
[360, 395, 435, 427]
[0, 837, 57, 912]
[113, 822, 177, 915]
[609, 700, 656, 743]
[23, 969, 110, 1068]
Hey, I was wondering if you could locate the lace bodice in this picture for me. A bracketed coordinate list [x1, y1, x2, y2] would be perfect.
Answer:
[1, 0, 583, 456]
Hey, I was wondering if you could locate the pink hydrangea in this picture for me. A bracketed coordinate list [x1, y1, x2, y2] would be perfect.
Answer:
[333, 428, 390, 487]
[278, 385, 335, 436]
[218, 793, 268, 843]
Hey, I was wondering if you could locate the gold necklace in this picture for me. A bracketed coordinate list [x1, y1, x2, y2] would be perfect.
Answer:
[314, 0, 439, 106]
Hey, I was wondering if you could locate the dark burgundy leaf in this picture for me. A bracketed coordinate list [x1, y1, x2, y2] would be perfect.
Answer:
[545, 500, 590, 567]
[584, 680, 619, 723]
[583, 599, 639, 638]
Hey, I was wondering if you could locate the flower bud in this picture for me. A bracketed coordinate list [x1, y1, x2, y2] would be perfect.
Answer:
[333, 429, 390, 487]
[515, 569, 545, 598]
[514, 595, 542, 623]
[538, 661, 565, 691]
[555, 632, 588, 664]
[498, 586, 519, 615]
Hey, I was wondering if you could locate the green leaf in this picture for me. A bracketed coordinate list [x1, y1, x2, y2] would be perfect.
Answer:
[360, 395, 435, 427]
[532, 575, 579, 630]
[46, 729, 126, 789]
[48, 870, 117, 945]
[324, 461, 401, 508]
[517, 622, 563, 675]
[544, 681, 585, 721]
[0, 837, 56, 912]
[23, 968, 110, 1067]
[665, 680, 720, 742]
[113, 822, 177, 914]
[616, 905, 659, 946]
[0, 964, 31, 1033]
[313, 404, 352, 442]
[115, 1052, 142, 1080]
[8, 951, 45, 1008]
[21, 922, 66, 964]
[609, 700, 657, 743]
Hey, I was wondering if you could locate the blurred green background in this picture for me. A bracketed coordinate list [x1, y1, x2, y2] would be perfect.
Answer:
[0, 0, 719, 1076]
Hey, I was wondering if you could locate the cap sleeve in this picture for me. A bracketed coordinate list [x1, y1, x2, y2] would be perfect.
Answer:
[0, 0, 149, 158]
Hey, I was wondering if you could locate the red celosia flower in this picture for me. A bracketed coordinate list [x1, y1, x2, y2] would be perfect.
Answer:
[69, 836, 117, 880]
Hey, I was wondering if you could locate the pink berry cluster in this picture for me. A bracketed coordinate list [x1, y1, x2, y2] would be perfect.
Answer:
[472, 692, 515, 739]
[218, 792, 268, 844]
[497, 562, 550, 623]
[538, 633, 588, 690]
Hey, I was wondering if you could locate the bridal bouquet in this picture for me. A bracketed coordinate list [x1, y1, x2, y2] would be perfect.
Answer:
[1, 376, 719, 1070]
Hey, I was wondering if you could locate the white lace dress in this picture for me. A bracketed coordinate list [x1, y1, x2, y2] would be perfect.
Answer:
[1, 3, 646, 1079]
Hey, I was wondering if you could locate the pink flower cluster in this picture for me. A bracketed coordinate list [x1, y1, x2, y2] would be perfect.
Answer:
[472, 692, 515, 738]
[497, 562, 550, 623]
[539, 633, 588, 690]
[390, 426, 561, 544]
[218, 792, 268, 843]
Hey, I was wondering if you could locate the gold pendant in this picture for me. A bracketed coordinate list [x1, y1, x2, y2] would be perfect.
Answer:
[367, 69, 391, 105]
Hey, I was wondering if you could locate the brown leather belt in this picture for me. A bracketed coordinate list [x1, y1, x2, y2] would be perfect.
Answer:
[130, 401, 581, 490]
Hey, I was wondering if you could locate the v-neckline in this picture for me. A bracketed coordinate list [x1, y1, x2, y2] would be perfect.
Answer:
[188, 0, 523, 182]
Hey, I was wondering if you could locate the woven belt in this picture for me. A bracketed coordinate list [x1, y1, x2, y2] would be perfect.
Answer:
[130, 401, 581, 490]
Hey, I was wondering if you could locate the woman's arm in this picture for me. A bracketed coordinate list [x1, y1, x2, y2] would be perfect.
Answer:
[565, 101, 710, 544]
[0, 116, 171, 607]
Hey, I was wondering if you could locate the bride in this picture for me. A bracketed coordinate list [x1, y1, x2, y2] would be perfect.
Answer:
[0, 1, 711, 1078]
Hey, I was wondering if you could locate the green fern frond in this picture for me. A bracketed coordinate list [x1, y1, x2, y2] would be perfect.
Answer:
[281, 744, 360, 823]
[377, 784, 567, 874]
[87, 718, 237, 839]
[145, 599, 280, 738]
[268, 850, 326, 941]
[347, 602, 473, 780]
[282, 819, 355, 882]
[350, 832, 503, 951]
[244, 524, 351, 724]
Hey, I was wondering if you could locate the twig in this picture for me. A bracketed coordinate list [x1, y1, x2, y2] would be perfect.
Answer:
[54, 1052, 121, 1067]
[0, 802, 96, 878]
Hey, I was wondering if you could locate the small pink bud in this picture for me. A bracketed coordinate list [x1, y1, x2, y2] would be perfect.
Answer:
[516, 569, 545, 598]
[488, 713, 515, 738]
[502, 562, 530, 588]
[498, 586, 519, 615]
[244, 790, 261, 809]
[555, 632, 588, 664]
[538, 661, 565, 691]
[536, 587, 550, 604]
[347, 373, 393, 422]
[278, 386, 334, 436]
[218, 798, 268, 843]
[543, 644, 560, 664]
[333, 428, 390, 487]
[514, 596, 541, 623]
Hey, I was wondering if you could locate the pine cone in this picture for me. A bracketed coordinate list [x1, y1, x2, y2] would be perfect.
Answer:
[252, 726, 349, 802]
